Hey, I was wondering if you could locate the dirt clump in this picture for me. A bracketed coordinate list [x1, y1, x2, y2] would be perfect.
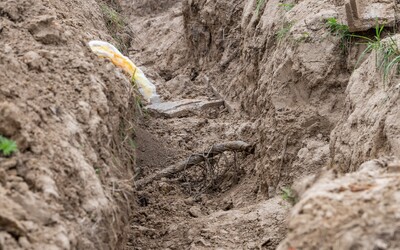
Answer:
[330, 35, 400, 173]
[279, 158, 400, 250]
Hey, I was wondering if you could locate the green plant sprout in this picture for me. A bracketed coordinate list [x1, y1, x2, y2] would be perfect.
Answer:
[100, 4, 125, 31]
[0, 136, 18, 156]
[352, 23, 400, 84]
[255, 0, 266, 15]
[295, 32, 311, 43]
[100, 3, 128, 52]
[326, 17, 352, 53]
[276, 22, 293, 41]
[352, 23, 385, 67]
[326, 17, 349, 35]
[279, 3, 295, 12]
[382, 37, 400, 82]
[128, 138, 136, 150]
[281, 187, 297, 205]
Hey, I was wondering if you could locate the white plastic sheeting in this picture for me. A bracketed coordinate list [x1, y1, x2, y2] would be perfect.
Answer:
[88, 40, 159, 102]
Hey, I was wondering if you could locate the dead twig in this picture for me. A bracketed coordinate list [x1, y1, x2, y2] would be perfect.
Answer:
[135, 141, 255, 189]
[276, 134, 289, 188]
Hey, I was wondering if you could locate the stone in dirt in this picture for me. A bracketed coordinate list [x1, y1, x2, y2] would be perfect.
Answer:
[146, 99, 224, 118]
[345, 0, 396, 32]
[188, 206, 203, 218]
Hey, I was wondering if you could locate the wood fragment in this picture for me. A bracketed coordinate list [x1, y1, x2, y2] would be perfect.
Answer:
[276, 134, 289, 188]
[135, 141, 255, 189]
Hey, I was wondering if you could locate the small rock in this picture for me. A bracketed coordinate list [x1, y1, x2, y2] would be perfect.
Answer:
[184, 197, 195, 206]
[168, 224, 178, 233]
[387, 160, 400, 173]
[146, 99, 224, 118]
[0, 159, 17, 170]
[346, 0, 395, 32]
[163, 241, 174, 248]
[222, 201, 234, 211]
[375, 239, 388, 250]
[23, 51, 45, 71]
[188, 206, 203, 218]
[4, 44, 12, 54]
[20, 221, 38, 232]
[54, 231, 70, 250]
[0, 169, 6, 186]
[18, 236, 30, 248]
[246, 241, 259, 249]
[28, 16, 64, 45]
[158, 182, 174, 194]
[0, 214, 26, 237]
[194, 238, 211, 247]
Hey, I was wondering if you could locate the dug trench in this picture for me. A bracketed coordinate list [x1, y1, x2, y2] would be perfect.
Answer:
[1, 0, 400, 249]
[124, 0, 400, 249]
[125, 0, 340, 248]
[124, 1, 291, 249]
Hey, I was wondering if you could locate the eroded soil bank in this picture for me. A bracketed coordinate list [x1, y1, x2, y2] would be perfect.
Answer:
[0, 0, 136, 248]
[1, 0, 400, 249]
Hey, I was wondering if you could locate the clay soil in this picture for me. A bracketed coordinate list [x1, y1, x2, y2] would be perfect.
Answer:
[1, 0, 400, 249]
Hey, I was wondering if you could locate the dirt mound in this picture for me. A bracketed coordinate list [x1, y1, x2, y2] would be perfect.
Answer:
[278, 19, 400, 250]
[279, 158, 400, 250]
[0, 0, 136, 248]
[330, 34, 400, 173]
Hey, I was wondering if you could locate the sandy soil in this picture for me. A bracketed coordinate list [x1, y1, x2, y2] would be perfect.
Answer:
[1, 0, 400, 249]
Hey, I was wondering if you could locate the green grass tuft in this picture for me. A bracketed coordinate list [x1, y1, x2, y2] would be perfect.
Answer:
[0, 136, 18, 156]
[326, 17, 349, 35]
[276, 22, 293, 41]
[279, 3, 295, 12]
[326, 17, 352, 53]
[100, 3, 125, 31]
[281, 187, 297, 205]
[352, 23, 385, 67]
[255, 0, 266, 15]
[352, 23, 400, 84]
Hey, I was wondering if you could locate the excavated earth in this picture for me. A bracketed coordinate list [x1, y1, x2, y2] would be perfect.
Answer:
[1, 0, 400, 249]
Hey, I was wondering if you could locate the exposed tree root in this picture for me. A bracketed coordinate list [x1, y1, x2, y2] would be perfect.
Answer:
[135, 141, 255, 189]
